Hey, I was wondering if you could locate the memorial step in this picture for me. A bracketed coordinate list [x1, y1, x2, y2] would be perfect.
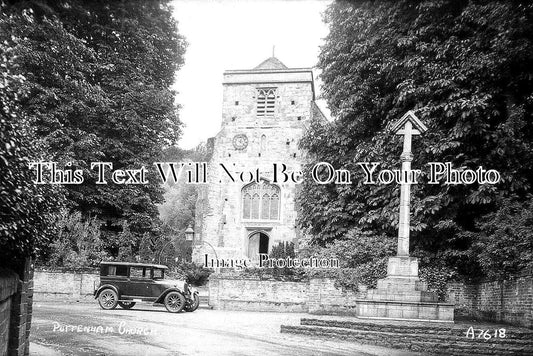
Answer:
[301, 318, 533, 341]
[280, 318, 533, 356]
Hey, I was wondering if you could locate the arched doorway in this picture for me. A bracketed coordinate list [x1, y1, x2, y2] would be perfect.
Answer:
[247, 232, 269, 260]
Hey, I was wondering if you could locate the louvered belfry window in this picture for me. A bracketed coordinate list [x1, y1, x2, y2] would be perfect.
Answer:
[257, 88, 276, 117]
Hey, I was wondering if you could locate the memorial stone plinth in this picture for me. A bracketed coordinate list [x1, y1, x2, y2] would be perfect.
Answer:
[356, 111, 454, 322]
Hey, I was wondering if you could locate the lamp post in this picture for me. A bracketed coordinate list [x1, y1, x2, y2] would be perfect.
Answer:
[185, 224, 194, 262]
[185, 224, 219, 266]
[185, 224, 194, 243]
[157, 225, 195, 265]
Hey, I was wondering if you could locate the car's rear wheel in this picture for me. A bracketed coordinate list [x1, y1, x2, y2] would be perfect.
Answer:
[118, 301, 136, 309]
[98, 289, 118, 310]
[164, 291, 185, 313]
[184, 293, 200, 312]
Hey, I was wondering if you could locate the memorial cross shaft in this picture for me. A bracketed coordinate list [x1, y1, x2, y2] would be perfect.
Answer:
[392, 111, 428, 257]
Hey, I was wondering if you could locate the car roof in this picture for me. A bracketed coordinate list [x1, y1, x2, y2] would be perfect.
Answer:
[100, 261, 169, 269]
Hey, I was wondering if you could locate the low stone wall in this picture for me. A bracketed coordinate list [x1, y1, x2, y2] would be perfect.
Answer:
[209, 273, 533, 326]
[448, 273, 533, 328]
[208, 274, 360, 314]
[33, 268, 99, 301]
[308, 278, 359, 315]
[32, 268, 533, 327]
[208, 275, 309, 312]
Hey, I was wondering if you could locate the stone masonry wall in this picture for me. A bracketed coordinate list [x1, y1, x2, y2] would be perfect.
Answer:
[30, 269, 533, 328]
[208, 275, 360, 314]
[308, 278, 359, 316]
[448, 273, 533, 328]
[208, 275, 309, 312]
[33, 269, 99, 301]
[209, 274, 532, 327]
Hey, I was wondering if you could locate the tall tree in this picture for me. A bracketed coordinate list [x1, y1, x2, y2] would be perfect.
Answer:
[0, 3, 63, 271]
[4, 0, 187, 257]
[300, 1, 533, 282]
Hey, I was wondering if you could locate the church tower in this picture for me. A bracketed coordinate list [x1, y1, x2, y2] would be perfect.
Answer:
[193, 57, 325, 263]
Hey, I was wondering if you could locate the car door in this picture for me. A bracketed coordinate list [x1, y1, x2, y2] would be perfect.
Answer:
[102, 264, 129, 297]
[124, 266, 152, 298]
[149, 268, 168, 298]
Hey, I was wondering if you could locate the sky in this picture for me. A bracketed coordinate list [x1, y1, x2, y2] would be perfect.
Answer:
[171, 0, 332, 149]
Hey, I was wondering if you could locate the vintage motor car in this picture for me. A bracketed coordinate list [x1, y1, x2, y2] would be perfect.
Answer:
[94, 262, 200, 313]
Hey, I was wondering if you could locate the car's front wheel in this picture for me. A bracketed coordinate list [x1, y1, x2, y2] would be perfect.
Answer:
[98, 289, 118, 310]
[184, 293, 200, 312]
[164, 291, 185, 313]
[118, 301, 136, 309]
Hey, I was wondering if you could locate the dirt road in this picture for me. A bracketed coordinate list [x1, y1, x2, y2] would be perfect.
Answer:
[30, 301, 419, 356]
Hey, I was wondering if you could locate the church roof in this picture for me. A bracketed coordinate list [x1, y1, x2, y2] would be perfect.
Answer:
[253, 57, 288, 70]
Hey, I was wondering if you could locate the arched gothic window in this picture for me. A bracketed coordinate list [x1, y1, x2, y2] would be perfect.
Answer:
[242, 182, 280, 220]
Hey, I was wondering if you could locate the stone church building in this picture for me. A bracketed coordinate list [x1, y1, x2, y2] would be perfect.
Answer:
[193, 57, 326, 263]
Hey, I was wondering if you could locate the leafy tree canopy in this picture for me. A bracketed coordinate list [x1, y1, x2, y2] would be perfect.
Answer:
[300, 0, 533, 282]
[2, 0, 187, 259]
[0, 4, 63, 270]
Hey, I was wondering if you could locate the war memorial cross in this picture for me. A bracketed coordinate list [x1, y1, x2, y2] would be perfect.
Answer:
[357, 111, 454, 322]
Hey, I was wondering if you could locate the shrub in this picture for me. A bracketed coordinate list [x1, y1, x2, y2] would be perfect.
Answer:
[303, 228, 395, 291]
[168, 261, 212, 286]
[419, 264, 457, 301]
[475, 198, 533, 280]
[269, 241, 297, 277]
[45, 210, 108, 268]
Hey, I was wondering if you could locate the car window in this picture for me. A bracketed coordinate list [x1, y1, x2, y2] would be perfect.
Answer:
[153, 268, 164, 279]
[116, 265, 128, 276]
[130, 267, 149, 279]
[105, 265, 127, 276]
